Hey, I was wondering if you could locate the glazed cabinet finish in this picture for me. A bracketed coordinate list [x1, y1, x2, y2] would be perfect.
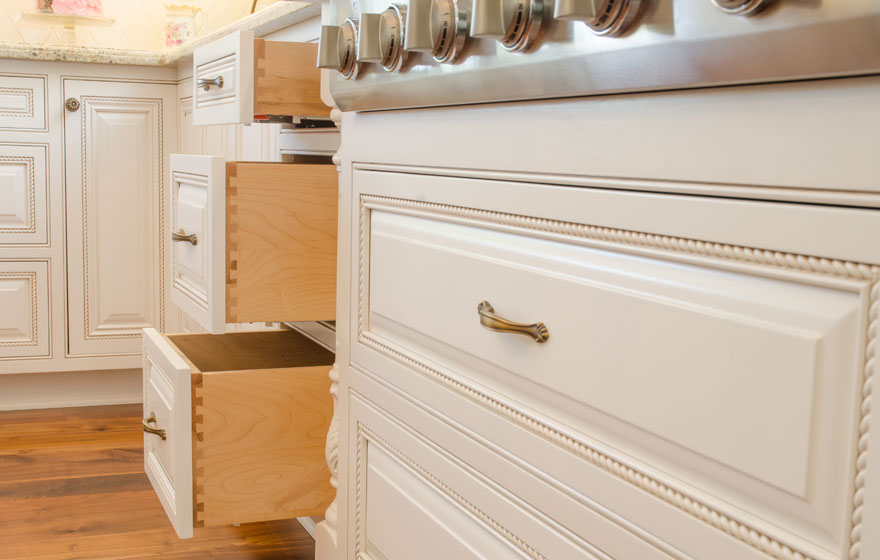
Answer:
[0, 62, 177, 378]
[348, 169, 878, 560]
[330, 79, 880, 560]
[143, 328, 335, 538]
[64, 80, 176, 356]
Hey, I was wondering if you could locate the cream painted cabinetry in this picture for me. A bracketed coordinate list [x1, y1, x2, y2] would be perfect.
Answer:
[0, 60, 177, 387]
[324, 76, 880, 560]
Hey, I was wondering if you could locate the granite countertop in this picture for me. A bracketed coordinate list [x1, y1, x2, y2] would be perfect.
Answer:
[0, 1, 320, 67]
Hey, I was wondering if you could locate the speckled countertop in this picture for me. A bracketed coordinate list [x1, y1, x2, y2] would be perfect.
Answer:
[0, 1, 320, 67]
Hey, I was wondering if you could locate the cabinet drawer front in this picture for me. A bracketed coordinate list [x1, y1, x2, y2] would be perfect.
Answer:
[0, 75, 47, 131]
[169, 155, 226, 334]
[354, 170, 880, 560]
[193, 31, 254, 126]
[142, 328, 193, 539]
[350, 392, 631, 560]
[0, 144, 48, 245]
[0, 260, 49, 358]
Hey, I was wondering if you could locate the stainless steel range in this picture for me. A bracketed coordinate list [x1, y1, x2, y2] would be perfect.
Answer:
[317, 0, 880, 111]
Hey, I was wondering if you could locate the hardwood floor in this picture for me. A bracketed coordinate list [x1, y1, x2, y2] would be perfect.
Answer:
[0, 404, 316, 559]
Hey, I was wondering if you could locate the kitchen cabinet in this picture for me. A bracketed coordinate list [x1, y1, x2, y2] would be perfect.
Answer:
[0, 61, 177, 380]
[325, 76, 880, 560]
[64, 79, 176, 356]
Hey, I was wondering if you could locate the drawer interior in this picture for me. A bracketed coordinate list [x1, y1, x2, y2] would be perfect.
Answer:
[168, 329, 333, 372]
[168, 329, 335, 527]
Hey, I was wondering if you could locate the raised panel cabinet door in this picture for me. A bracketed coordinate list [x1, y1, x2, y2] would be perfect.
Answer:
[64, 80, 176, 356]
[0, 260, 49, 358]
[0, 143, 48, 245]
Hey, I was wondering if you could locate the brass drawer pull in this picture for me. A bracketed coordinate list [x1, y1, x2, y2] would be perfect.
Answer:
[142, 413, 167, 440]
[477, 301, 549, 343]
[197, 76, 224, 91]
[172, 228, 198, 246]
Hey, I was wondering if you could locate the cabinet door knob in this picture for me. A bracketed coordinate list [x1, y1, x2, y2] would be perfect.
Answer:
[142, 413, 167, 440]
[65, 97, 80, 112]
[171, 228, 198, 246]
[477, 300, 549, 343]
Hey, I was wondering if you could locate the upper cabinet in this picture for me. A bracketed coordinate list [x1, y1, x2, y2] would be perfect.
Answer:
[192, 31, 328, 126]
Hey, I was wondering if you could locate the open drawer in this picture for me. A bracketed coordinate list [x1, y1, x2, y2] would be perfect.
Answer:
[193, 30, 328, 126]
[142, 327, 334, 539]
[170, 155, 337, 333]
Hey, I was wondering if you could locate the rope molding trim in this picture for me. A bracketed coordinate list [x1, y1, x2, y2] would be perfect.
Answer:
[0, 156, 37, 235]
[79, 96, 166, 341]
[357, 193, 879, 560]
[0, 271, 39, 347]
[354, 422, 546, 559]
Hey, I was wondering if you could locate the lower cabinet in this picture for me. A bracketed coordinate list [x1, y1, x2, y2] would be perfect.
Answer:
[142, 327, 334, 538]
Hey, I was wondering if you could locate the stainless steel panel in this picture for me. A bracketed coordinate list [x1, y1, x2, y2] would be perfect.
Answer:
[328, 0, 880, 111]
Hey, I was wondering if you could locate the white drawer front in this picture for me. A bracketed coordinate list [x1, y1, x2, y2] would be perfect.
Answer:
[0, 144, 48, 245]
[353, 170, 880, 560]
[192, 31, 254, 126]
[142, 328, 193, 539]
[0, 260, 49, 358]
[169, 155, 226, 334]
[350, 392, 623, 560]
[0, 75, 47, 131]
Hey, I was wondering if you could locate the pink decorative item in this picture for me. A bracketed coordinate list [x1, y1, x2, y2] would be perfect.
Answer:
[165, 4, 205, 47]
[50, 0, 103, 16]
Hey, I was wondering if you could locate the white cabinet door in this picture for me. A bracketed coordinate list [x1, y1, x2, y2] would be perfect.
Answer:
[64, 79, 176, 356]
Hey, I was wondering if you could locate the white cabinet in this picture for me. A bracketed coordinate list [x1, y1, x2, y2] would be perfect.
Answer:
[328, 77, 880, 560]
[64, 79, 176, 356]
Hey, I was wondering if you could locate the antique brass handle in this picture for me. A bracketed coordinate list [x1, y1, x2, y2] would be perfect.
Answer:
[197, 76, 224, 91]
[172, 228, 198, 246]
[142, 413, 167, 440]
[477, 301, 549, 343]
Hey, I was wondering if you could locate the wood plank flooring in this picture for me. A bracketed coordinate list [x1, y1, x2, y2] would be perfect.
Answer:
[0, 404, 316, 559]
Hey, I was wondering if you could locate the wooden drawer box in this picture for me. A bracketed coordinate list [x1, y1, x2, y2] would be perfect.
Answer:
[192, 30, 328, 126]
[170, 155, 337, 334]
[142, 328, 334, 538]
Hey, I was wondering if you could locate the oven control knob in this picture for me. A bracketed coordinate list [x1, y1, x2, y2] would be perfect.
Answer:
[710, 0, 768, 16]
[317, 19, 360, 79]
[404, 0, 468, 63]
[554, 0, 641, 36]
[378, 4, 408, 72]
[358, 12, 383, 63]
[471, 0, 544, 53]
